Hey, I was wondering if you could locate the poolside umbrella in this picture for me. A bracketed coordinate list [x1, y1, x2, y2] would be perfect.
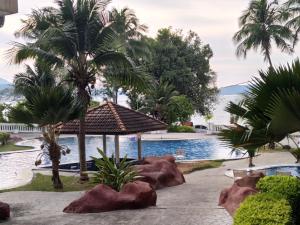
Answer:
[57, 102, 167, 163]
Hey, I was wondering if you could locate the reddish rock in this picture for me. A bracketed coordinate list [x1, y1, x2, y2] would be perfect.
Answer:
[219, 174, 264, 216]
[235, 172, 264, 189]
[63, 181, 156, 214]
[0, 201, 10, 220]
[135, 156, 185, 189]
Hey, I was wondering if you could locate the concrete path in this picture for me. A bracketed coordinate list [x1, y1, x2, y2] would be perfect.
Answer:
[0, 152, 295, 225]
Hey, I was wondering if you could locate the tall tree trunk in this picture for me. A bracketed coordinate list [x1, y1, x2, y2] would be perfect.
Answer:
[49, 143, 63, 189]
[52, 159, 63, 189]
[79, 116, 88, 181]
[113, 87, 118, 104]
[249, 156, 255, 167]
[265, 51, 273, 69]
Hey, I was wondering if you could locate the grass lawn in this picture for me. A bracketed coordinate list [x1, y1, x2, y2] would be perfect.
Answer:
[0, 143, 34, 153]
[177, 160, 224, 174]
[1, 173, 95, 192]
[0, 161, 224, 192]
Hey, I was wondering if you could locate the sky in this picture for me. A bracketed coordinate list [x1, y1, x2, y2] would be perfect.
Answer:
[0, 0, 299, 88]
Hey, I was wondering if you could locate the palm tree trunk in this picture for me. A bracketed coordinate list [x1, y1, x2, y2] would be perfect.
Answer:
[249, 156, 255, 167]
[114, 87, 118, 104]
[52, 159, 63, 189]
[266, 51, 273, 69]
[78, 116, 88, 181]
[49, 142, 63, 189]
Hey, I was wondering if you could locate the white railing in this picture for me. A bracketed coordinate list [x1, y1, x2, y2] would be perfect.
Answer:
[207, 123, 226, 133]
[0, 123, 42, 133]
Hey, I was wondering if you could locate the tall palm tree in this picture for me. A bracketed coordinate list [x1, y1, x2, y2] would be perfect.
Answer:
[219, 60, 300, 166]
[233, 0, 294, 68]
[283, 0, 300, 46]
[10, 0, 148, 180]
[102, 7, 150, 104]
[10, 63, 81, 189]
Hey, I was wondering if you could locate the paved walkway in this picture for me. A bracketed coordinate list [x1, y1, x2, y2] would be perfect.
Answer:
[0, 152, 296, 225]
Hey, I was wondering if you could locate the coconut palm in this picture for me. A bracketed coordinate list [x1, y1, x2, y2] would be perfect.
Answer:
[283, 0, 300, 46]
[219, 60, 300, 166]
[102, 7, 150, 103]
[233, 0, 294, 68]
[10, 0, 148, 181]
[10, 63, 81, 189]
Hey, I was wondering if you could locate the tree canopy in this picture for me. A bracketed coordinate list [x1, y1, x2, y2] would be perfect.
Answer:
[128, 28, 217, 117]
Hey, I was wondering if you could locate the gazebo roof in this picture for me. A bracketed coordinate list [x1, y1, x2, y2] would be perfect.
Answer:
[58, 102, 167, 135]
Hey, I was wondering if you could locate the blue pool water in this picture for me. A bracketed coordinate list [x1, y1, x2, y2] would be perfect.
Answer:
[50, 136, 245, 164]
[262, 166, 300, 177]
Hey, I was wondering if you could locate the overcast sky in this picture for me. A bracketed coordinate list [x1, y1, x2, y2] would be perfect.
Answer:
[0, 0, 299, 87]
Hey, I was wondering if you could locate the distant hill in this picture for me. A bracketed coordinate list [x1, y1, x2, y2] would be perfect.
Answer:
[219, 84, 249, 95]
[0, 78, 12, 90]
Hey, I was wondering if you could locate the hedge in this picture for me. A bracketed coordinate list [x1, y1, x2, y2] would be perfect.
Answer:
[257, 176, 300, 200]
[257, 176, 300, 223]
[0, 132, 10, 145]
[234, 193, 293, 225]
[167, 125, 195, 133]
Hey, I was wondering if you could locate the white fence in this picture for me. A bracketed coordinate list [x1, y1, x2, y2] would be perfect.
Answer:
[207, 123, 226, 133]
[0, 123, 42, 133]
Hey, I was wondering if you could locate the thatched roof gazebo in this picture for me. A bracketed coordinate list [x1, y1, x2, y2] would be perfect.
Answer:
[58, 102, 167, 163]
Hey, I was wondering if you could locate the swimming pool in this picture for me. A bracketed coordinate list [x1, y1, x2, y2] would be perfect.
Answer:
[253, 165, 300, 177]
[42, 135, 246, 165]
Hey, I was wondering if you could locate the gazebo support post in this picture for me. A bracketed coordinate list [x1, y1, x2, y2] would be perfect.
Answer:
[137, 133, 142, 160]
[103, 135, 107, 156]
[115, 135, 120, 164]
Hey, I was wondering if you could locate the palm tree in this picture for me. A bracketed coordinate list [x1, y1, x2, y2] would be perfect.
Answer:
[102, 7, 150, 104]
[141, 80, 179, 123]
[283, 0, 300, 46]
[10, 63, 81, 189]
[233, 0, 294, 68]
[10, 0, 148, 181]
[219, 60, 300, 166]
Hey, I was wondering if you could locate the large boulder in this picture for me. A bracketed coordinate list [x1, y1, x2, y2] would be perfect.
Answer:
[219, 173, 264, 216]
[134, 156, 185, 189]
[0, 201, 10, 221]
[63, 181, 156, 213]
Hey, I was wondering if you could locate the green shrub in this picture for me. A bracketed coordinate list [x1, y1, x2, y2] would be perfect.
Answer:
[168, 125, 195, 133]
[0, 132, 10, 145]
[257, 176, 300, 201]
[92, 148, 138, 191]
[234, 193, 293, 225]
[257, 176, 300, 223]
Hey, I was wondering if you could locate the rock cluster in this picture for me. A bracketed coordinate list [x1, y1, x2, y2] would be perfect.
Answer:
[218, 172, 264, 216]
[64, 181, 156, 213]
[135, 155, 185, 189]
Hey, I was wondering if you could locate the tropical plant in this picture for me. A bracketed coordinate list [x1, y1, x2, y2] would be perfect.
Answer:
[11, 0, 149, 181]
[0, 104, 7, 122]
[140, 80, 179, 123]
[9, 63, 81, 189]
[92, 148, 138, 191]
[283, 0, 300, 46]
[219, 60, 300, 166]
[167, 95, 194, 124]
[102, 7, 150, 104]
[0, 132, 10, 146]
[233, 0, 294, 67]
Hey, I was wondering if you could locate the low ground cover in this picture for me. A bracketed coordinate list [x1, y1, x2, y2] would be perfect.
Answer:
[177, 160, 223, 174]
[0, 174, 95, 192]
[0, 143, 33, 153]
